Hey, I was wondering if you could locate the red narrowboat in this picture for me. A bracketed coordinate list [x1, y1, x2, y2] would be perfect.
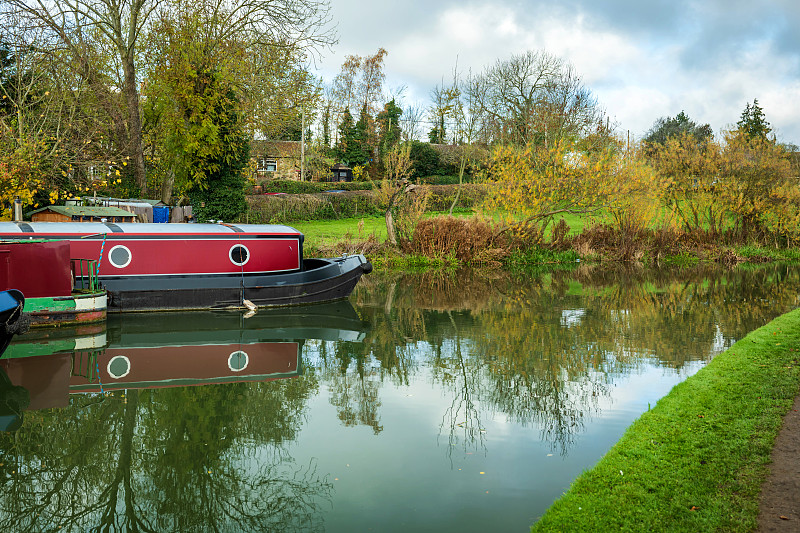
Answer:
[0, 222, 372, 312]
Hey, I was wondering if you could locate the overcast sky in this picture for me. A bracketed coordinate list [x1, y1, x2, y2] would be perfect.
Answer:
[314, 0, 800, 144]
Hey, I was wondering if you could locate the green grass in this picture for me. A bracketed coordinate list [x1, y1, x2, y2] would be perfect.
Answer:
[290, 211, 476, 249]
[288, 216, 387, 248]
[735, 244, 800, 262]
[532, 308, 800, 532]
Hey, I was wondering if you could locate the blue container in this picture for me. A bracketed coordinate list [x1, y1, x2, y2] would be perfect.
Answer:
[153, 206, 170, 223]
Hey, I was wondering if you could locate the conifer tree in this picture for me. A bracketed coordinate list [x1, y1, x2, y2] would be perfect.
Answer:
[737, 99, 772, 140]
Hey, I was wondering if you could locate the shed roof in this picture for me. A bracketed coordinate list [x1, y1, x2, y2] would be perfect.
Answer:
[29, 205, 137, 218]
[86, 196, 165, 207]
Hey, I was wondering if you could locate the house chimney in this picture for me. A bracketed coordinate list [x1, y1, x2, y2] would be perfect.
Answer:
[13, 196, 22, 222]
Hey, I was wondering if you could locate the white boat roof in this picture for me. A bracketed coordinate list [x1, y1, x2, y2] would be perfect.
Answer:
[0, 222, 302, 236]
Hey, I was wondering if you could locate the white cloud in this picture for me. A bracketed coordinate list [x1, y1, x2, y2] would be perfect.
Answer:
[316, 0, 800, 143]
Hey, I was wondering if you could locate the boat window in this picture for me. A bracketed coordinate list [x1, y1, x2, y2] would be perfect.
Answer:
[107, 355, 131, 379]
[229, 244, 249, 266]
[108, 245, 132, 268]
[228, 351, 249, 372]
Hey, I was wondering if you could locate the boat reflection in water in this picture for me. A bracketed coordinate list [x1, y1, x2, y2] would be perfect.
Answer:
[0, 300, 368, 420]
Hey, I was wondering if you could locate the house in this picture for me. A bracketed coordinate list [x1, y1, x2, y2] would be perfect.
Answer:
[29, 205, 138, 223]
[251, 140, 302, 181]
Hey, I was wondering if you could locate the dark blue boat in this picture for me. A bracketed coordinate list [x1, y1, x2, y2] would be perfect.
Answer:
[0, 289, 27, 356]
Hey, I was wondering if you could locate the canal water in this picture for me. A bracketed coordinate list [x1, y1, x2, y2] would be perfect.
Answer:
[0, 264, 798, 532]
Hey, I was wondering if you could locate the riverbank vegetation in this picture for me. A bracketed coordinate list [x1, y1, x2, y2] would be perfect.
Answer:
[245, 97, 798, 268]
[531, 306, 800, 532]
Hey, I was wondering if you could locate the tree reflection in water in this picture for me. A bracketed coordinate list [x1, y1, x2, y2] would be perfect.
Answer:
[0, 378, 331, 532]
[347, 263, 800, 454]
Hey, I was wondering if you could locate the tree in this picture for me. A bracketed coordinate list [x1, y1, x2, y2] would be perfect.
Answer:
[717, 129, 794, 239]
[484, 135, 656, 238]
[144, 3, 256, 214]
[0, 16, 125, 216]
[399, 101, 424, 142]
[737, 98, 772, 140]
[329, 49, 387, 157]
[408, 141, 440, 177]
[376, 142, 425, 245]
[334, 108, 367, 167]
[649, 132, 723, 233]
[428, 123, 445, 144]
[465, 50, 603, 146]
[7, 0, 162, 195]
[355, 103, 373, 163]
[643, 111, 713, 149]
[376, 98, 403, 157]
[427, 82, 452, 144]
[6, 0, 334, 200]
[143, 0, 332, 202]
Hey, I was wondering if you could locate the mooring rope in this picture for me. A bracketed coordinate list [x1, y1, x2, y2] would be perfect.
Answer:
[96, 233, 107, 276]
[95, 359, 104, 394]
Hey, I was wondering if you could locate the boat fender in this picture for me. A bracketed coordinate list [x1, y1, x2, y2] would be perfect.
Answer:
[355, 255, 373, 274]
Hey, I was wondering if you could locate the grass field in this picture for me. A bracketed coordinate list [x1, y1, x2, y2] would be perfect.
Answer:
[289, 216, 388, 248]
[289, 210, 594, 248]
[531, 308, 800, 532]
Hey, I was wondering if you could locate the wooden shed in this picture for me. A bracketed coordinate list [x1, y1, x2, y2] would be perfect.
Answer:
[329, 163, 353, 182]
[29, 205, 138, 223]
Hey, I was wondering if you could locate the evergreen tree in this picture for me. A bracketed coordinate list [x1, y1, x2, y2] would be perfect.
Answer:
[187, 80, 249, 223]
[335, 108, 368, 166]
[428, 116, 446, 144]
[644, 111, 713, 148]
[737, 98, 772, 140]
[377, 99, 403, 157]
[321, 102, 331, 149]
[355, 103, 372, 162]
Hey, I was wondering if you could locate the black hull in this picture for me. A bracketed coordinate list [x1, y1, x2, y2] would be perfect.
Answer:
[0, 290, 26, 356]
[100, 255, 372, 312]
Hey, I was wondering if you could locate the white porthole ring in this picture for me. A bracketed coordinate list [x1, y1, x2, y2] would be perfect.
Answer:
[107, 355, 131, 379]
[108, 245, 132, 268]
[228, 351, 249, 372]
[229, 244, 250, 267]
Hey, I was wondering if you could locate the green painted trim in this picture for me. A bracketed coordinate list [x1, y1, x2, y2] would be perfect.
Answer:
[25, 297, 75, 313]
[2, 339, 77, 359]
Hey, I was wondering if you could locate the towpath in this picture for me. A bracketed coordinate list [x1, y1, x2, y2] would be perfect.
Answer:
[758, 392, 800, 532]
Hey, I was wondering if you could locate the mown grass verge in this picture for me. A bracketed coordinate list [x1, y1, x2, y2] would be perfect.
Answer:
[532, 309, 800, 532]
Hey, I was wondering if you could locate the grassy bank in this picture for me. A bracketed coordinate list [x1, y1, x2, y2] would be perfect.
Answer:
[532, 308, 800, 532]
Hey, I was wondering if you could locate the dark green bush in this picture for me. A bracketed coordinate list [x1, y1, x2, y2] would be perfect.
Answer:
[242, 191, 382, 223]
[409, 141, 440, 178]
[424, 184, 487, 211]
[257, 180, 373, 194]
[242, 183, 487, 223]
[420, 174, 461, 185]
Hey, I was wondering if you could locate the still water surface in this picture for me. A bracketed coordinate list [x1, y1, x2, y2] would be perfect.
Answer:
[1, 264, 799, 532]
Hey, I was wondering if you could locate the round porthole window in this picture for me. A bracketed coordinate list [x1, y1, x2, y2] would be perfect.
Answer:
[228, 350, 249, 372]
[108, 245, 132, 268]
[229, 244, 250, 266]
[107, 355, 131, 379]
